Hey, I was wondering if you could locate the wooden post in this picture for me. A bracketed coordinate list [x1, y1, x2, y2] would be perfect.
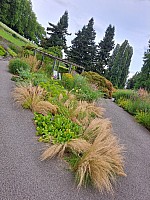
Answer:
[34, 49, 36, 56]
[52, 59, 56, 71]
[69, 64, 72, 73]
[57, 61, 60, 79]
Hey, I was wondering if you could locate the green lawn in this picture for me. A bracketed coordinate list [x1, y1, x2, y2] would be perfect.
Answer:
[0, 29, 26, 47]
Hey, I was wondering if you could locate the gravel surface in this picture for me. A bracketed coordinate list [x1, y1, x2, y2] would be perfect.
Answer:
[0, 60, 150, 200]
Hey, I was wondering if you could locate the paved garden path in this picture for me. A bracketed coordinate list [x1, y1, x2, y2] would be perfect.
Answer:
[0, 60, 150, 200]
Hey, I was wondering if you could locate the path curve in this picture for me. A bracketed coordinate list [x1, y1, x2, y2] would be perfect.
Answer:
[0, 60, 150, 200]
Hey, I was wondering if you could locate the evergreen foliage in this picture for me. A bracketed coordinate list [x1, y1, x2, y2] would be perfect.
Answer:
[43, 11, 71, 50]
[108, 40, 133, 88]
[68, 18, 96, 71]
[95, 25, 115, 75]
[0, 0, 45, 44]
[127, 40, 150, 91]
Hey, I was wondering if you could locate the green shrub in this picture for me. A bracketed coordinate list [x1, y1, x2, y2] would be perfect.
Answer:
[61, 73, 102, 102]
[136, 111, 150, 130]
[82, 71, 113, 98]
[8, 58, 30, 74]
[9, 44, 22, 54]
[39, 80, 67, 99]
[34, 113, 82, 143]
[113, 89, 138, 101]
[44, 63, 53, 76]
[0, 45, 7, 56]
[114, 89, 150, 129]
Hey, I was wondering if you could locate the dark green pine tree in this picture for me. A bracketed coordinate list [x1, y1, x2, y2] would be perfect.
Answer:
[68, 18, 96, 71]
[44, 11, 71, 50]
[95, 24, 115, 75]
[109, 40, 133, 88]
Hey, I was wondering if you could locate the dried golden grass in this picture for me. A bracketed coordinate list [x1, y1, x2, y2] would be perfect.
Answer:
[32, 100, 58, 115]
[41, 144, 64, 161]
[72, 101, 104, 127]
[76, 128, 126, 192]
[67, 139, 91, 154]
[83, 118, 112, 142]
[22, 55, 40, 72]
[13, 84, 57, 115]
[74, 101, 104, 118]
[41, 139, 91, 160]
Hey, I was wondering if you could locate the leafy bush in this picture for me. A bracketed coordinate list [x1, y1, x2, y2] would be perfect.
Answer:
[0, 45, 7, 56]
[82, 71, 113, 98]
[47, 46, 62, 58]
[39, 81, 67, 99]
[113, 89, 138, 101]
[44, 63, 53, 76]
[61, 73, 75, 90]
[136, 111, 150, 130]
[61, 74, 102, 102]
[8, 58, 30, 74]
[114, 89, 150, 129]
[34, 113, 82, 143]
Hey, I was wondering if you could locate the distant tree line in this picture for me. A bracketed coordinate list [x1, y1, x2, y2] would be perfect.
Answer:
[0, 2, 135, 89]
[43, 11, 133, 88]
[127, 40, 150, 91]
[0, 0, 45, 44]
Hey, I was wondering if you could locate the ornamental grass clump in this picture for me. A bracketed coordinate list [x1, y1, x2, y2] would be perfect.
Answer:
[75, 127, 126, 192]
[72, 101, 104, 127]
[13, 84, 57, 115]
[41, 138, 91, 161]
[22, 55, 41, 72]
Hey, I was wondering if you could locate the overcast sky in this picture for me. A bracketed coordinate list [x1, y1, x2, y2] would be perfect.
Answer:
[31, 0, 150, 77]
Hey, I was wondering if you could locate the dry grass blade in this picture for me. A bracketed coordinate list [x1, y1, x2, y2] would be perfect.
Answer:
[13, 84, 58, 115]
[72, 101, 104, 127]
[32, 100, 58, 115]
[58, 93, 63, 101]
[23, 55, 40, 72]
[13, 85, 31, 105]
[41, 144, 64, 161]
[83, 118, 112, 142]
[67, 139, 91, 153]
[76, 129, 126, 192]
[74, 101, 104, 117]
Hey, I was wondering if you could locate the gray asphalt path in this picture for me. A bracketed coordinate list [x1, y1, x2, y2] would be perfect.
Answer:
[0, 60, 150, 200]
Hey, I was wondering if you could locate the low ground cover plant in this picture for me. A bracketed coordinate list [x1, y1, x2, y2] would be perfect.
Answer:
[113, 89, 150, 130]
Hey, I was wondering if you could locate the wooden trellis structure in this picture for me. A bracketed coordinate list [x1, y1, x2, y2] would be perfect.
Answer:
[34, 49, 85, 75]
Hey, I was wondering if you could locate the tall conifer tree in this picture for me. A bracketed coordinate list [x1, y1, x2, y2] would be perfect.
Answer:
[68, 18, 96, 71]
[45, 11, 70, 50]
[95, 25, 115, 75]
